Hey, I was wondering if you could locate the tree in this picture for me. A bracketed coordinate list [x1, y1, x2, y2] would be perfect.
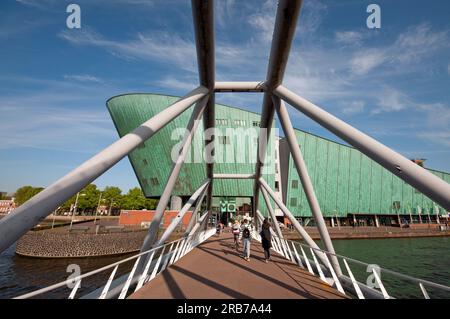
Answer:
[121, 187, 147, 210]
[102, 186, 123, 213]
[14, 186, 44, 206]
[60, 184, 100, 214]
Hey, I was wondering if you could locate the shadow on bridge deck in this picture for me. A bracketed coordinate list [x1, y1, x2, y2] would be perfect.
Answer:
[129, 233, 347, 299]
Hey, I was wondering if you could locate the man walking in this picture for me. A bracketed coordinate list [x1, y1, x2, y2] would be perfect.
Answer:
[239, 219, 252, 261]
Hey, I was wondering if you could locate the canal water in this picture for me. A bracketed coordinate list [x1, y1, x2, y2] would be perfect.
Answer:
[0, 237, 449, 299]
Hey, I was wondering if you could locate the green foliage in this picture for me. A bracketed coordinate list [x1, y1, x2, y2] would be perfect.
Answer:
[121, 187, 159, 210]
[15, 183, 158, 214]
[14, 186, 44, 205]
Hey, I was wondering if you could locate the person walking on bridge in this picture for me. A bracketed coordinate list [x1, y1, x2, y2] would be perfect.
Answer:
[231, 219, 241, 251]
[239, 218, 253, 261]
[260, 218, 272, 263]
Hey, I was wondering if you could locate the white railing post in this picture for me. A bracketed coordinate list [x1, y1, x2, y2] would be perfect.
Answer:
[118, 256, 141, 299]
[99, 265, 119, 299]
[68, 278, 81, 299]
[310, 248, 327, 283]
[343, 259, 364, 299]
[300, 245, 314, 274]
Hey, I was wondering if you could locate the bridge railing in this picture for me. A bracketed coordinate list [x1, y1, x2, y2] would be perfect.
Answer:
[252, 231, 450, 299]
[14, 227, 216, 299]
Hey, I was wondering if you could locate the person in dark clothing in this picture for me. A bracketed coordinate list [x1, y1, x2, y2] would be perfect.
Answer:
[260, 218, 272, 263]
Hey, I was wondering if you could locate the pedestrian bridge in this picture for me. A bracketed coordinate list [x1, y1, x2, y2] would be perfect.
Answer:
[14, 226, 450, 299]
[130, 233, 346, 299]
[2, 0, 450, 300]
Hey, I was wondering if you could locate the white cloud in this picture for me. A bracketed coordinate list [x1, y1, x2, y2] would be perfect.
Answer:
[335, 31, 365, 45]
[155, 77, 197, 92]
[63, 74, 103, 83]
[0, 77, 118, 153]
[342, 101, 365, 115]
[298, 0, 327, 35]
[373, 87, 411, 114]
[351, 49, 386, 75]
[59, 29, 198, 72]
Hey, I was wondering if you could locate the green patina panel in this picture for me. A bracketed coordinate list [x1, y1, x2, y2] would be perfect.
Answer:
[326, 143, 339, 216]
[107, 93, 450, 218]
[315, 137, 328, 213]
[337, 146, 350, 217]
[381, 167, 393, 214]
[107, 93, 275, 204]
[349, 149, 362, 214]
[359, 154, 372, 213]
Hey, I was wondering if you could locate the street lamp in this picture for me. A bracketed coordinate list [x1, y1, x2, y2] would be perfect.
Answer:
[94, 192, 102, 224]
[108, 198, 114, 216]
[70, 192, 86, 230]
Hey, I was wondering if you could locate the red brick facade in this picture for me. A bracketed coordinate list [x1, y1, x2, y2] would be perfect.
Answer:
[119, 210, 193, 228]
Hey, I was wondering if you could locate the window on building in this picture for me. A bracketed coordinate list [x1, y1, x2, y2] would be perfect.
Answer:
[252, 121, 260, 127]
[275, 181, 279, 191]
[219, 136, 230, 144]
[291, 180, 299, 189]
[290, 197, 297, 207]
[216, 118, 228, 126]
[150, 177, 159, 186]
[233, 119, 246, 126]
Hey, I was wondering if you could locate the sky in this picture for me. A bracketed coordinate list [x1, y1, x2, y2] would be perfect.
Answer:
[0, 0, 449, 194]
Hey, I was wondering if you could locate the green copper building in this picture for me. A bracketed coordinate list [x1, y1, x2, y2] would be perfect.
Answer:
[107, 93, 450, 226]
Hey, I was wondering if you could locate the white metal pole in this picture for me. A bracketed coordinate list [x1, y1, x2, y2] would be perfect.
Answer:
[70, 192, 80, 230]
[273, 96, 341, 274]
[94, 192, 102, 225]
[0, 86, 208, 254]
[252, 0, 303, 223]
[156, 180, 210, 245]
[139, 96, 209, 253]
[274, 85, 450, 210]
[259, 177, 330, 266]
[260, 187, 284, 239]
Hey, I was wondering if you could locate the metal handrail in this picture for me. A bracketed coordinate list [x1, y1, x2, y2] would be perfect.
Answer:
[289, 237, 450, 293]
[256, 231, 450, 298]
[15, 227, 216, 299]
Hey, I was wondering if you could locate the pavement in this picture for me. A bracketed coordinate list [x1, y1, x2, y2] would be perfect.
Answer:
[130, 233, 347, 299]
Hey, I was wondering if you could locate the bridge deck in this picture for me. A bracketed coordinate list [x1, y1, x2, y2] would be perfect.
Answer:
[130, 233, 347, 299]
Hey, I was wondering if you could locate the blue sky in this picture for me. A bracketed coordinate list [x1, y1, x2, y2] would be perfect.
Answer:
[0, 0, 449, 194]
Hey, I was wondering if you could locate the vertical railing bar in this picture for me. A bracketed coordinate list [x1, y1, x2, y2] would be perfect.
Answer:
[99, 265, 119, 299]
[300, 245, 314, 274]
[149, 246, 166, 281]
[323, 254, 346, 295]
[310, 248, 327, 283]
[419, 283, 430, 299]
[174, 238, 186, 263]
[118, 256, 141, 299]
[272, 237, 279, 254]
[169, 240, 181, 266]
[135, 251, 155, 292]
[159, 242, 175, 274]
[343, 259, 365, 299]
[372, 268, 390, 299]
[291, 241, 304, 268]
[276, 237, 286, 258]
[68, 278, 81, 299]
[285, 239, 295, 262]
